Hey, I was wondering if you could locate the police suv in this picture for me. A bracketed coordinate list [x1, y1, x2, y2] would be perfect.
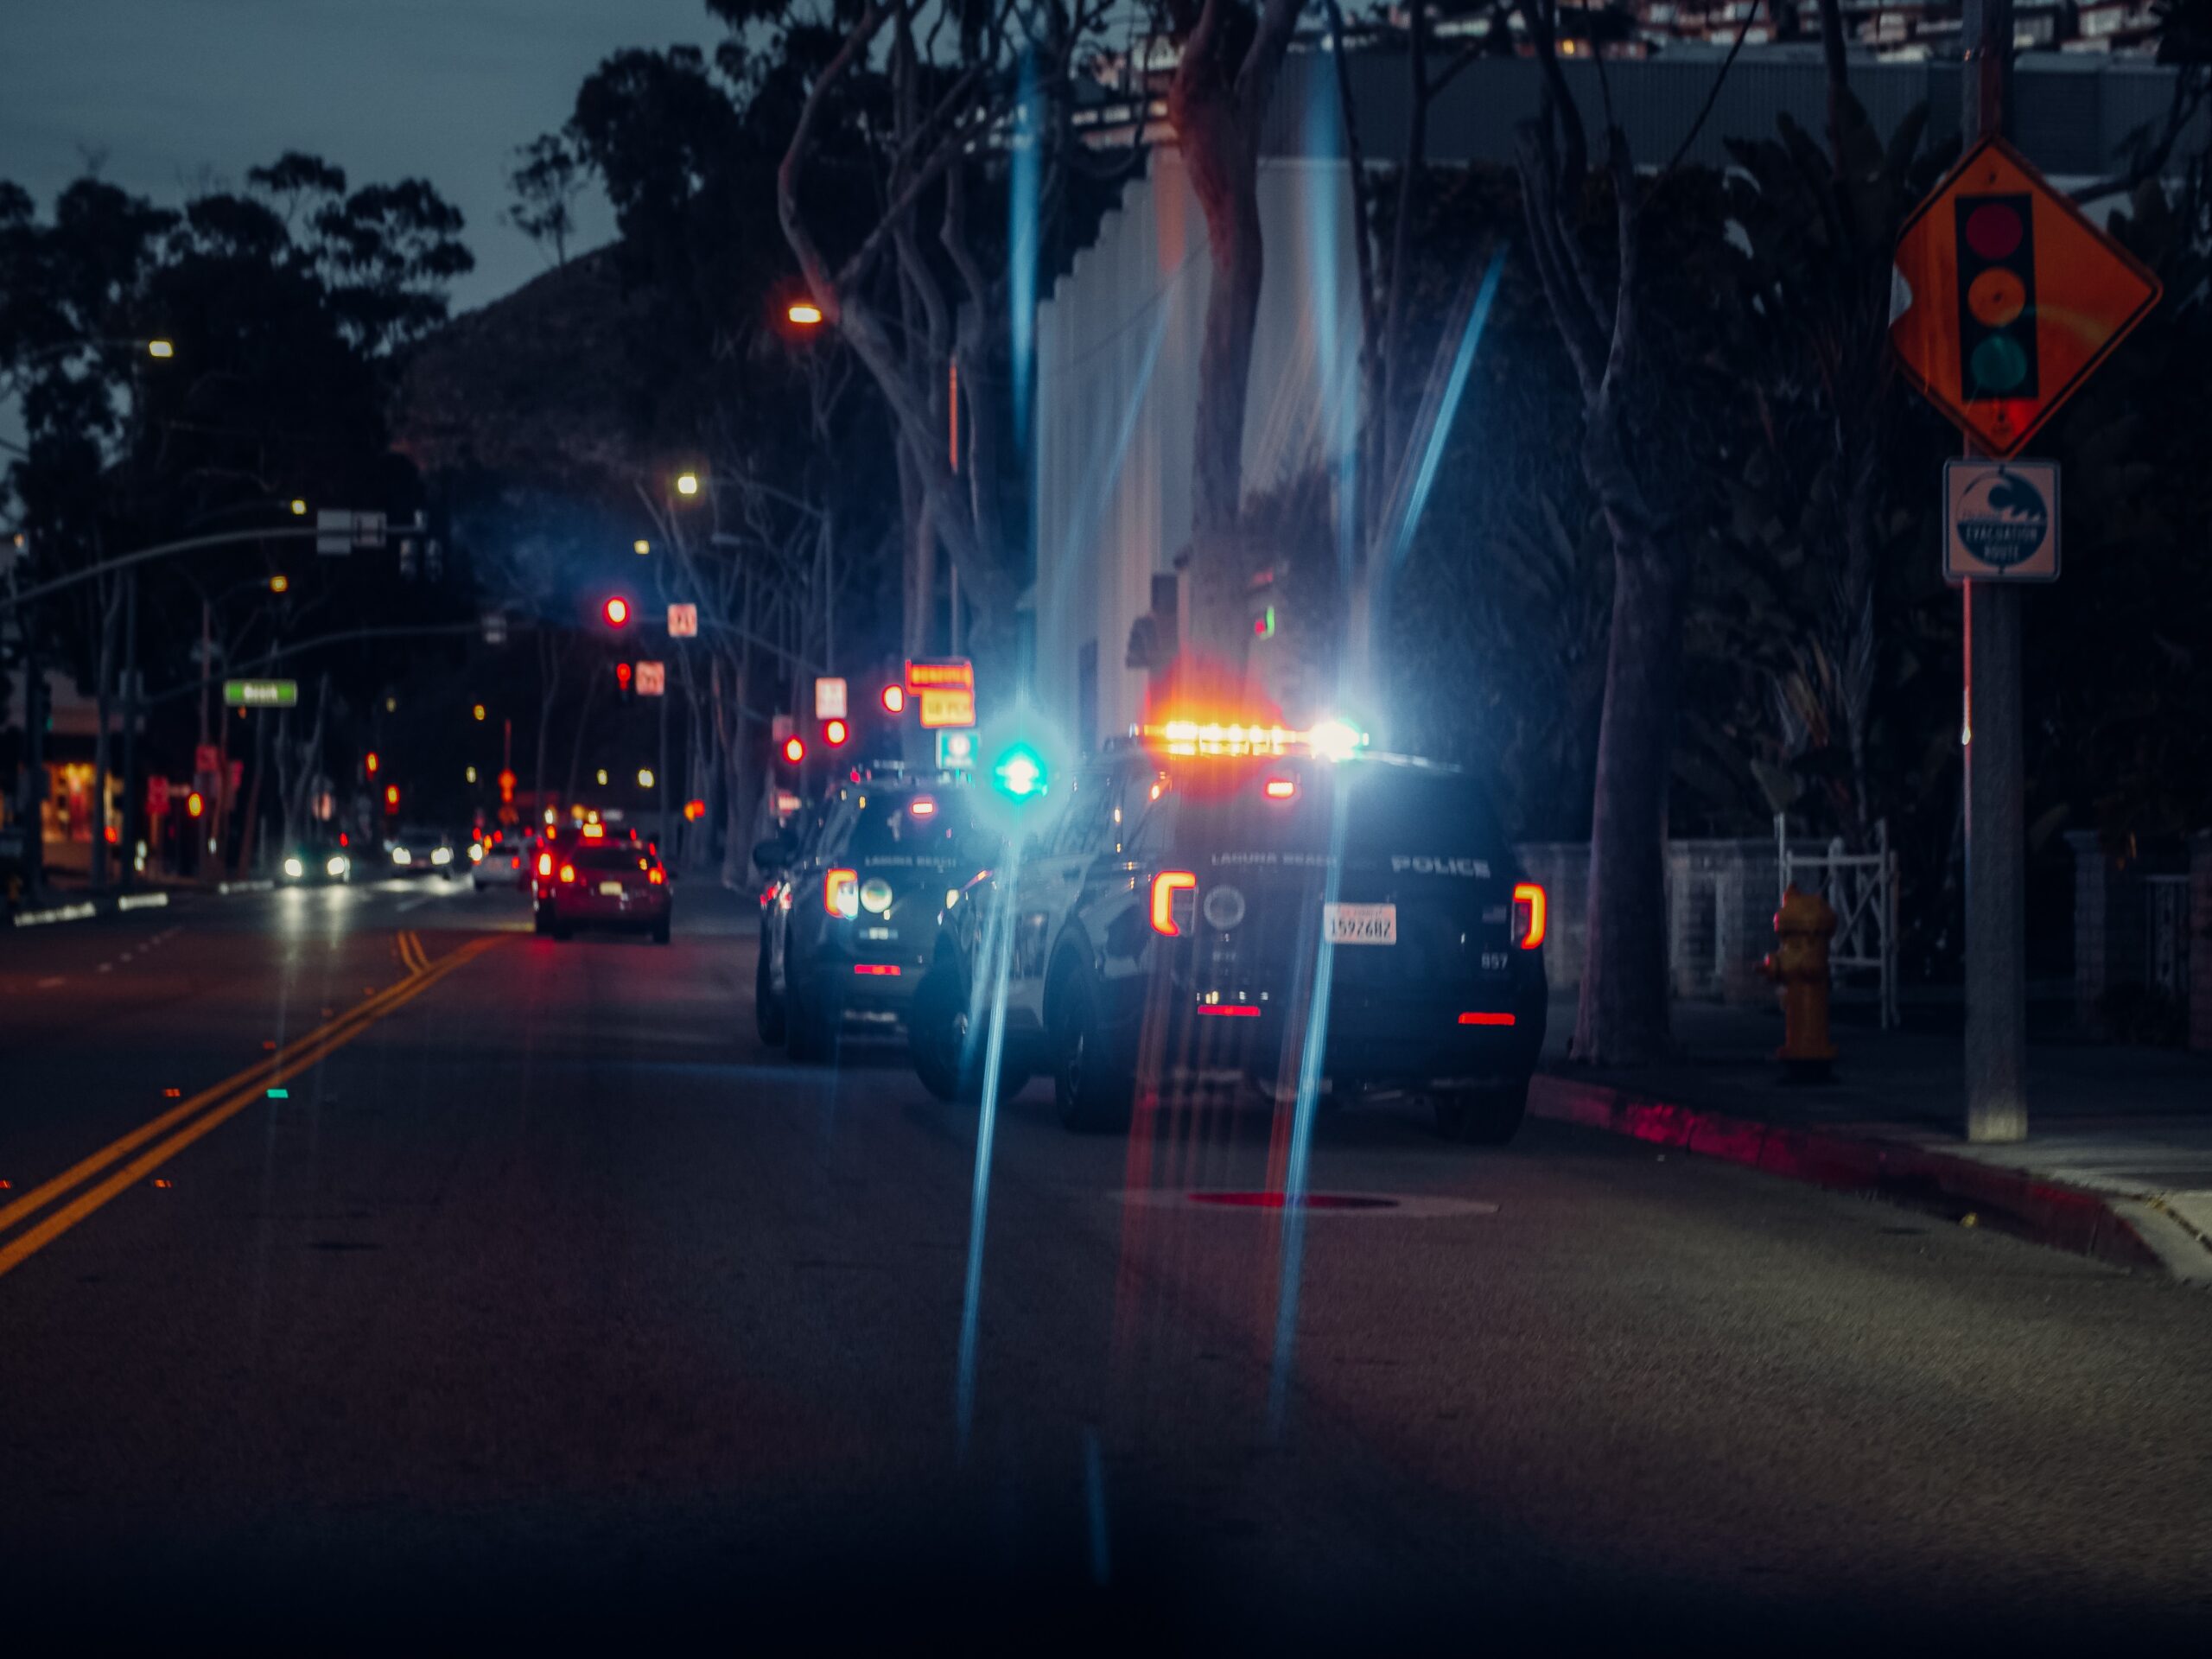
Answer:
[906, 719, 1548, 1142]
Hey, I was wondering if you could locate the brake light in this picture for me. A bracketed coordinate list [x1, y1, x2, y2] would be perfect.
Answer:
[648, 868, 665, 885]
[559, 862, 576, 884]
[1512, 882, 1547, 950]
[852, 963, 900, 976]
[1150, 870, 1197, 936]
[1458, 1011, 1516, 1027]
[1197, 1003, 1261, 1018]
[537, 852, 553, 877]
[824, 868, 859, 918]
[582, 823, 604, 839]
[909, 797, 937, 817]
[1263, 777, 1296, 800]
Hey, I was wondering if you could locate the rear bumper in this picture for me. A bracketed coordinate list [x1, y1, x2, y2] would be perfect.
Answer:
[801, 961, 921, 1018]
[1101, 965, 1547, 1090]
[540, 889, 670, 927]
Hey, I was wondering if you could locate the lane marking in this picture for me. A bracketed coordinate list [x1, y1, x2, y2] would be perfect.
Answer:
[0, 936, 501, 1281]
[37, 976, 63, 989]
[0, 936, 493, 1247]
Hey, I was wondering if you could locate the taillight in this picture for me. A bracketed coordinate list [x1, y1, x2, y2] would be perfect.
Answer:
[1263, 777, 1296, 800]
[1149, 870, 1197, 936]
[824, 868, 859, 918]
[559, 862, 576, 884]
[537, 852, 552, 877]
[648, 868, 665, 885]
[1512, 882, 1547, 950]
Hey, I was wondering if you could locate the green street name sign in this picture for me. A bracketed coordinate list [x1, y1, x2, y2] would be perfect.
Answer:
[224, 679, 298, 709]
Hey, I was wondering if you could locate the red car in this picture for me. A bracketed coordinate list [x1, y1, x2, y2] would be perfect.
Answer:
[533, 831, 671, 943]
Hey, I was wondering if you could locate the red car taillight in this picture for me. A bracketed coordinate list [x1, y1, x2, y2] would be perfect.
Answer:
[1512, 882, 1547, 950]
[558, 862, 576, 885]
[537, 852, 552, 878]
[1149, 871, 1196, 937]
[647, 868, 664, 885]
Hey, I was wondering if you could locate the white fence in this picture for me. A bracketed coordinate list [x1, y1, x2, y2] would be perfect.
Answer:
[1776, 816, 1902, 1029]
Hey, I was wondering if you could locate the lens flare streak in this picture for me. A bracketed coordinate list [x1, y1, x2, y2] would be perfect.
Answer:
[955, 835, 1026, 1455]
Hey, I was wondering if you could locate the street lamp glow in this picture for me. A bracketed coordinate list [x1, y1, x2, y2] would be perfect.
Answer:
[674, 473, 700, 498]
[146, 339, 175, 359]
[289, 499, 308, 517]
[595, 768, 609, 786]
[268, 575, 289, 594]
[473, 703, 486, 721]
[633, 538, 651, 556]
[638, 768, 655, 788]
[787, 302, 823, 327]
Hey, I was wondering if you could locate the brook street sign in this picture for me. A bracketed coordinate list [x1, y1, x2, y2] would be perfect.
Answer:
[1891, 137, 2160, 456]
[1943, 460, 2060, 583]
[223, 679, 297, 708]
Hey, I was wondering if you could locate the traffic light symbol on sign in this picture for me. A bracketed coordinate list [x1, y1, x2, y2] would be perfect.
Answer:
[1956, 194, 2037, 403]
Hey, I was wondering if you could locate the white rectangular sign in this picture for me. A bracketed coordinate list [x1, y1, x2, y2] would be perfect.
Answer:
[666, 603, 698, 639]
[1944, 460, 2059, 583]
[814, 677, 848, 719]
[636, 660, 665, 696]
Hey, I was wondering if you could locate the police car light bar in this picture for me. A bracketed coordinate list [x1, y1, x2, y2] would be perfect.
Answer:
[1134, 715, 1369, 760]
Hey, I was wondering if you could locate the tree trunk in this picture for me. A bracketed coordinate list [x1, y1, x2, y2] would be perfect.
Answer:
[90, 575, 121, 890]
[563, 670, 601, 809]
[1572, 543, 1688, 1065]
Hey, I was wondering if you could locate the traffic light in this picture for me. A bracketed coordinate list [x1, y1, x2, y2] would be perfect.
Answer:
[186, 790, 205, 820]
[365, 751, 379, 777]
[384, 783, 401, 813]
[602, 595, 630, 627]
[1957, 193, 2037, 401]
[823, 717, 849, 748]
[615, 661, 633, 698]
[880, 684, 906, 715]
[781, 734, 806, 767]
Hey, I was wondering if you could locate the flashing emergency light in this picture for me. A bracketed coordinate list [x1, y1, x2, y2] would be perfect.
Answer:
[991, 742, 1047, 800]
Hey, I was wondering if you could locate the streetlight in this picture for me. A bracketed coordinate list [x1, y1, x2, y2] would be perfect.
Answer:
[289, 498, 307, 517]
[638, 768, 655, 789]
[146, 339, 175, 359]
[269, 574, 289, 594]
[633, 538, 651, 556]
[787, 302, 823, 327]
[674, 473, 700, 498]
[473, 703, 486, 721]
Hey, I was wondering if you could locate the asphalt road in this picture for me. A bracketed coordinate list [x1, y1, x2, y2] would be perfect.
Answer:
[3, 875, 2210, 1649]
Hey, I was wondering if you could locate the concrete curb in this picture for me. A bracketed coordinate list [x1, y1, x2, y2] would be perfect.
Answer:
[1529, 1073, 2181, 1277]
[10, 889, 171, 929]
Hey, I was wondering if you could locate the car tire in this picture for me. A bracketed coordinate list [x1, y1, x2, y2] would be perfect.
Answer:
[552, 920, 574, 942]
[755, 947, 787, 1044]
[652, 918, 671, 945]
[533, 906, 550, 937]
[1433, 1078, 1529, 1146]
[1053, 970, 1132, 1134]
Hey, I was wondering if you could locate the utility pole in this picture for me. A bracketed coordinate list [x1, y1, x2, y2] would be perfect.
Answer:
[1961, 0, 2028, 1143]
[119, 570, 140, 889]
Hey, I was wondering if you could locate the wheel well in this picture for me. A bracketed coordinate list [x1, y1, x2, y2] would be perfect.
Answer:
[1040, 933, 1092, 1032]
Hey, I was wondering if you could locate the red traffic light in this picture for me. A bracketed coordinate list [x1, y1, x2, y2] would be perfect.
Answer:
[365, 750, 379, 776]
[880, 684, 906, 715]
[603, 596, 630, 627]
[781, 735, 805, 766]
[615, 662, 633, 690]
[823, 717, 849, 747]
[185, 790, 205, 819]
[384, 783, 400, 811]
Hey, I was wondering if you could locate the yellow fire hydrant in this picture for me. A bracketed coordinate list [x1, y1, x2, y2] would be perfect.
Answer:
[1761, 884, 1837, 1079]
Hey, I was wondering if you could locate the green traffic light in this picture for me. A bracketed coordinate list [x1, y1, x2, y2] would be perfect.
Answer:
[992, 743, 1046, 799]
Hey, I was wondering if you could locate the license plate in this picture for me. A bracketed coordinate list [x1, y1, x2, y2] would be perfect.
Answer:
[597, 881, 625, 897]
[1324, 902, 1396, 945]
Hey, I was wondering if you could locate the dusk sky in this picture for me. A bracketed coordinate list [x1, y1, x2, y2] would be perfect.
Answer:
[2, 0, 719, 313]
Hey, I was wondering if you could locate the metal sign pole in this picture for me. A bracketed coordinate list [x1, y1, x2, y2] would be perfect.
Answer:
[1962, 0, 2028, 1142]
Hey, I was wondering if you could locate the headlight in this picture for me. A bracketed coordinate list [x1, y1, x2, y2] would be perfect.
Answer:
[431, 846, 453, 865]
[468, 843, 484, 862]
[283, 856, 305, 880]
[327, 855, 349, 877]
[391, 847, 410, 864]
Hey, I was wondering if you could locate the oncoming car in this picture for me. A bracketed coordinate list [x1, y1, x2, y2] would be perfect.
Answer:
[278, 839, 353, 886]
[755, 773, 984, 1062]
[385, 823, 458, 878]
[908, 720, 1547, 1143]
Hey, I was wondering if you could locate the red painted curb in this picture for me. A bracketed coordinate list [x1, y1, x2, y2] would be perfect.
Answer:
[1529, 1074, 2165, 1274]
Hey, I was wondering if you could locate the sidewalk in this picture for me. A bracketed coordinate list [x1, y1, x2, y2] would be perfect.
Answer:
[1533, 997, 2212, 1281]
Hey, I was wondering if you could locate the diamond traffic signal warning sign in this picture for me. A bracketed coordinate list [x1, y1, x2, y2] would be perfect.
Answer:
[1891, 137, 2159, 457]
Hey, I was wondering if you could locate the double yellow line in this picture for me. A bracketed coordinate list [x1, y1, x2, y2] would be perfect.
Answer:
[0, 931, 500, 1282]
[397, 929, 430, 974]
